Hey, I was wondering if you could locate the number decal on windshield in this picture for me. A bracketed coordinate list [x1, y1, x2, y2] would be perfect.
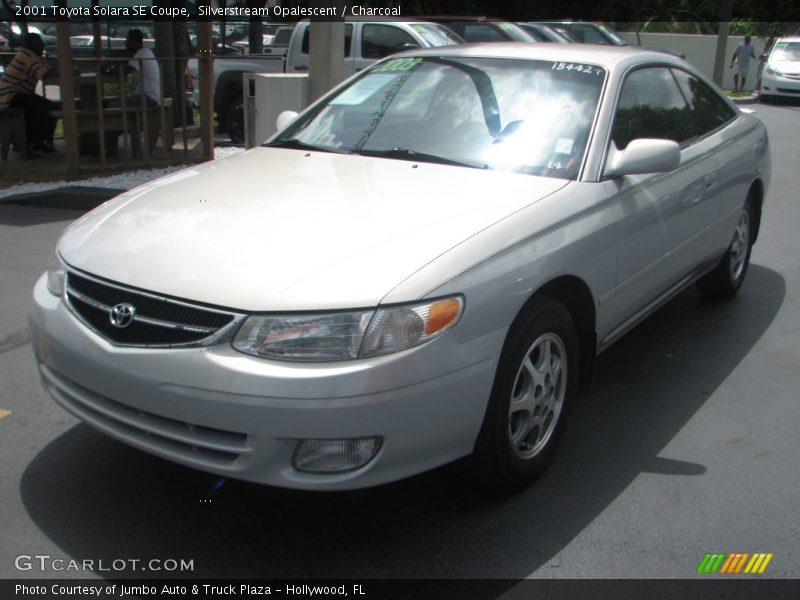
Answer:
[551, 62, 604, 75]
[372, 57, 423, 72]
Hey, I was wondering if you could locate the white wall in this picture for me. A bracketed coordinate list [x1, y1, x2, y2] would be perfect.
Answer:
[617, 32, 765, 91]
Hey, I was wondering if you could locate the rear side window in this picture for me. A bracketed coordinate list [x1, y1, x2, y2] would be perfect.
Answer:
[670, 68, 736, 138]
[301, 24, 353, 57]
[463, 23, 506, 43]
[569, 25, 607, 44]
[612, 67, 692, 150]
[361, 24, 416, 59]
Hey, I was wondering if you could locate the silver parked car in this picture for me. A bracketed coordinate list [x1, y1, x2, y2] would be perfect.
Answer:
[30, 44, 770, 491]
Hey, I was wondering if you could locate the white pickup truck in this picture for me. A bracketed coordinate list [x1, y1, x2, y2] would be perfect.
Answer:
[188, 18, 463, 143]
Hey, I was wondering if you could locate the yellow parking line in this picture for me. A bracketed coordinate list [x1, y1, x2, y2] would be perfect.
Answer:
[0, 409, 11, 420]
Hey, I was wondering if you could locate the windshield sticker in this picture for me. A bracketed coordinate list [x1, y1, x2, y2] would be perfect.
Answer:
[498, 23, 513, 31]
[330, 73, 399, 106]
[551, 62, 604, 76]
[372, 57, 423, 73]
[555, 138, 574, 154]
[412, 24, 426, 33]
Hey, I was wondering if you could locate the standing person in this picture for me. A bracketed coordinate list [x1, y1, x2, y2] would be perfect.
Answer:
[0, 33, 58, 157]
[730, 35, 756, 93]
[105, 28, 161, 157]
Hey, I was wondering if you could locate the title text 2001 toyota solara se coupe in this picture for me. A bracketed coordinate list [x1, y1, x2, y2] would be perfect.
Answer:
[30, 44, 770, 490]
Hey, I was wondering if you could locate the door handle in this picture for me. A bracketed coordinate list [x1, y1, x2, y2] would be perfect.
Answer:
[704, 172, 718, 188]
[294, 65, 309, 71]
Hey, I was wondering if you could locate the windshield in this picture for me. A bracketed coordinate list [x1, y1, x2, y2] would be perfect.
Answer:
[410, 23, 464, 47]
[269, 57, 605, 180]
[496, 22, 538, 42]
[772, 41, 800, 61]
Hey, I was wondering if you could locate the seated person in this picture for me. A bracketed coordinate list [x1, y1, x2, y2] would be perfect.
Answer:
[105, 28, 161, 157]
[0, 33, 58, 157]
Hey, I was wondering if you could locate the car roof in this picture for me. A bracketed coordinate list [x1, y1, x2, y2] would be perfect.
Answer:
[402, 42, 686, 70]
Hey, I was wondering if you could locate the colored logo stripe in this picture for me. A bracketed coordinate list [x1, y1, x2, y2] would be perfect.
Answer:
[697, 553, 726, 574]
[744, 553, 774, 574]
[697, 552, 773, 574]
[720, 553, 749, 573]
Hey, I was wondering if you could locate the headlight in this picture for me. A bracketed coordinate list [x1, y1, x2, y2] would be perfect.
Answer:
[232, 296, 464, 361]
[360, 296, 464, 358]
[46, 253, 66, 297]
[765, 66, 781, 76]
[233, 311, 375, 361]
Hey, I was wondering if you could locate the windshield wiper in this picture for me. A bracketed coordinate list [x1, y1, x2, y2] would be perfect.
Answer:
[356, 148, 487, 169]
[265, 139, 352, 155]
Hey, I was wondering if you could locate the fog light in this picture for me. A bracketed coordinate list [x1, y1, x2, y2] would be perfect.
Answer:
[293, 437, 382, 474]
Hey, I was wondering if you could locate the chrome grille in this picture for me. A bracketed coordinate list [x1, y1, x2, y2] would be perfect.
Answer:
[65, 271, 242, 347]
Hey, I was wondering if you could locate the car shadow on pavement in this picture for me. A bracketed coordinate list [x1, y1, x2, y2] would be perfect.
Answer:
[0, 203, 86, 228]
[20, 264, 785, 581]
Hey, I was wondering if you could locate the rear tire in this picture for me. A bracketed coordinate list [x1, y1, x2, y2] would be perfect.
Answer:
[696, 198, 754, 300]
[464, 298, 579, 491]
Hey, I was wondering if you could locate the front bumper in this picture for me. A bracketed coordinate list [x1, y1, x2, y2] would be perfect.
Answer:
[29, 275, 502, 490]
[761, 72, 800, 96]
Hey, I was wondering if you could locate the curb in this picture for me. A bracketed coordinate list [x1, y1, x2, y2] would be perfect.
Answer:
[730, 95, 758, 105]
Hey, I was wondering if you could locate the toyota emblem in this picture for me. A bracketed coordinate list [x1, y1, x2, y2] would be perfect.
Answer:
[110, 303, 136, 328]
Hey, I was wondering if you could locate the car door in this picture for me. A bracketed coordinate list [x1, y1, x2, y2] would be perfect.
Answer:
[601, 66, 722, 339]
[292, 23, 355, 75]
[668, 67, 744, 268]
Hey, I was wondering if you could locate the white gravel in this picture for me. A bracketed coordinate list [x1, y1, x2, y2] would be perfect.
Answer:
[0, 146, 245, 200]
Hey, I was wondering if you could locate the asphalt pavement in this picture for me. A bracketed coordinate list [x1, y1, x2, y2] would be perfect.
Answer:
[0, 102, 799, 585]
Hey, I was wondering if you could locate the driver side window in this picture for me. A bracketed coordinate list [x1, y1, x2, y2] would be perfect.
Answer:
[612, 67, 692, 150]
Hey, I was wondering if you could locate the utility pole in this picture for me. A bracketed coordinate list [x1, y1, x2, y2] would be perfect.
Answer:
[308, 21, 345, 103]
[713, 0, 734, 87]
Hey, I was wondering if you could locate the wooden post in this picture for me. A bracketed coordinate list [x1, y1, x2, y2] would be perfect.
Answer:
[197, 8, 214, 161]
[308, 22, 345, 104]
[56, 21, 80, 175]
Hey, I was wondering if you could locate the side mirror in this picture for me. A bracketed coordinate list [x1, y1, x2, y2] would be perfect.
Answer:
[396, 42, 421, 52]
[275, 110, 299, 132]
[603, 138, 680, 178]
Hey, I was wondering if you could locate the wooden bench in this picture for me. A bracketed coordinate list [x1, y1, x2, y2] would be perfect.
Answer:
[51, 98, 174, 158]
[0, 107, 29, 159]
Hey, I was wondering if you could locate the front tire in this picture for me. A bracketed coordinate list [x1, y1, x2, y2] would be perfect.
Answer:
[696, 199, 754, 300]
[466, 298, 579, 491]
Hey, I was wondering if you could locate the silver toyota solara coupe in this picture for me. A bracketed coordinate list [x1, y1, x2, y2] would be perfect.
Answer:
[30, 44, 770, 490]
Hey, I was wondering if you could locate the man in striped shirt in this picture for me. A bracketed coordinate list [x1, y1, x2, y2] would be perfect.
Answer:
[0, 33, 57, 156]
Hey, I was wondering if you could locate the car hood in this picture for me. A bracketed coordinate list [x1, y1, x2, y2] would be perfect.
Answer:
[770, 59, 800, 73]
[59, 148, 568, 311]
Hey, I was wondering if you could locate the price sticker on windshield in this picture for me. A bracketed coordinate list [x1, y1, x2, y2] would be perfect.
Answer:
[372, 57, 423, 73]
[551, 62, 604, 76]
